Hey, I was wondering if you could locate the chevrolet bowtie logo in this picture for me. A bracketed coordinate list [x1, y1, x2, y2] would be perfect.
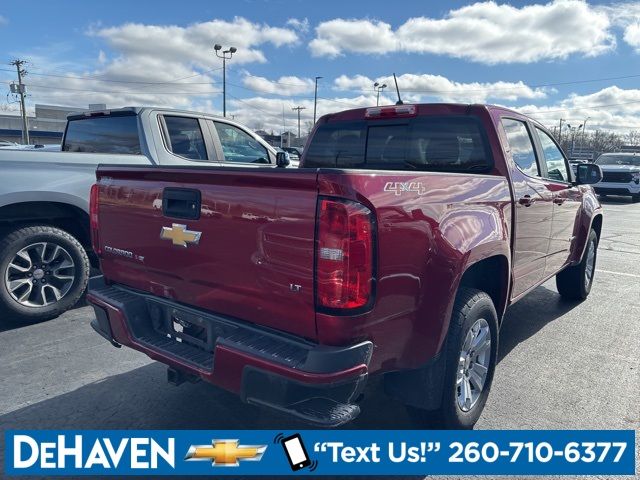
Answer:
[160, 224, 202, 247]
[185, 439, 267, 466]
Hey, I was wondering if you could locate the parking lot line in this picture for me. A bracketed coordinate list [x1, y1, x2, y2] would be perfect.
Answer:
[596, 269, 640, 278]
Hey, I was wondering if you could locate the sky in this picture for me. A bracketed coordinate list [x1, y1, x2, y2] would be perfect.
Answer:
[2, 0, 640, 135]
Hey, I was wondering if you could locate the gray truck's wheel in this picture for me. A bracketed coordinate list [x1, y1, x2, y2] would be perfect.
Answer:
[556, 229, 598, 301]
[407, 287, 498, 429]
[632, 194, 640, 203]
[0, 226, 89, 324]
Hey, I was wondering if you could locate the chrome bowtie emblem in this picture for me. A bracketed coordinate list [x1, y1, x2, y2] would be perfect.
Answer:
[160, 224, 202, 247]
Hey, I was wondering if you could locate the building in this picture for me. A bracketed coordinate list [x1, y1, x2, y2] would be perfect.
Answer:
[255, 129, 305, 148]
[0, 103, 104, 144]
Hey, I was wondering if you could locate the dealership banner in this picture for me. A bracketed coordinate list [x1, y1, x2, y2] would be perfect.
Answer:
[4, 429, 635, 476]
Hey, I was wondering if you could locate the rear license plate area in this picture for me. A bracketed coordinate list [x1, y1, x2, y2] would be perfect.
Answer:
[147, 300, 214, 351]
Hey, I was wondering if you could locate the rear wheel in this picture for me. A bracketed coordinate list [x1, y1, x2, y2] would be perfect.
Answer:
[556, 229, 598, 301]
[0, 226, 90, 323]
[632, 194, 640, 203]
[407, 287, 498, 429]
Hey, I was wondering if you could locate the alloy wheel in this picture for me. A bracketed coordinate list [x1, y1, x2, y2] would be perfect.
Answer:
[4, 242, 76, 308]
[456, 318, 492, 412]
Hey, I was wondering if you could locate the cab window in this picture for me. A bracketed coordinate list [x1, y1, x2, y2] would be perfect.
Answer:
[536, 127, 569, 182]
[214, 122, 270, 164]
[501, 118, 539, 177]
[163, 116, 208, 161]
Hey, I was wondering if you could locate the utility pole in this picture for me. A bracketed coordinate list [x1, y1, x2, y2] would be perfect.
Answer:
[214, 44, 237, 117]
[10, 59, 29, 144]
[581, 117, 590, 151]
[313, 76, 322, 124]
[558, 118, 564, 143]
[281, 104, 285, 148]
[292, 106, 306, 140]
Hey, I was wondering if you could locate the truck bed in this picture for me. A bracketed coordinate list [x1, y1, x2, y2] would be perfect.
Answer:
[94, 164, 512, 363]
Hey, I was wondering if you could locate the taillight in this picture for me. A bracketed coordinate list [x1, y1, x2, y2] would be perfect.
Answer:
[316, 198, 375, 310]
[90, 184, 101, 256]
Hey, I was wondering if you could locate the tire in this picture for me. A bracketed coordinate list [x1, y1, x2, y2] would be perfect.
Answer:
[0, 225, 90, 324]
[556, 229, 598, 301]
[632, 194, 640, 203]
[407, 287, 498, 429]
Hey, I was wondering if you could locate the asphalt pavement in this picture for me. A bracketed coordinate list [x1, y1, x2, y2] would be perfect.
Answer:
[1, 196, 638, 479]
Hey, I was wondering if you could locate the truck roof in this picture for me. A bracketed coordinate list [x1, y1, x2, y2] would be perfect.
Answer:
[317, 102, 522, 123]
[66, 106, 230, 122]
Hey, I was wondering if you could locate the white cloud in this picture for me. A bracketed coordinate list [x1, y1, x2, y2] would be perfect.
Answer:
[0, 16, 7, 26]
[623, 22, 640, 49]
[2, 17, 300, 113]
[602, 2, 640, 51]
[225, 84, 640, 136]
[310, 1, 615, 64]
[243, 74, 315, 95]
[286, 18, 310, 33]
[93, 17, 299, 66]
[334, 73, 549, 103]
[515, 86, 640, 132]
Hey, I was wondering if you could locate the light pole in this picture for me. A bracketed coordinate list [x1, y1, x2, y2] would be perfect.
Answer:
[214, 44, 237, 117]
[567, 123, 583, 154]
[374, 82, 387, 106]
[313, 76, 322, 124]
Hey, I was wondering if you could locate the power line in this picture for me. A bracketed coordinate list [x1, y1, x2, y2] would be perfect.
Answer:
[23, 83, 223, 95]
[0, 66, 223, 85]
[521, 99, 640, 115]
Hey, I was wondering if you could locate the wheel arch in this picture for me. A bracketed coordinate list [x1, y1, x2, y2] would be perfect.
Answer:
[0, 201, 91, 252]
[458, 254, 511, 323]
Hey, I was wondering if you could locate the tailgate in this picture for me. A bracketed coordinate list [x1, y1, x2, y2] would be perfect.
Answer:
[95, 166, 319, 339]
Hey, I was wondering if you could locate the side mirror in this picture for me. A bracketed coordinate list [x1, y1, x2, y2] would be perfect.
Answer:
[576, 163, 603, 185]
[276, 151, 290, 168]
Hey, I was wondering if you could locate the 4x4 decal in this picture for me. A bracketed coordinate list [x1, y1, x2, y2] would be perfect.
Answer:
[384, 181, 427, 196]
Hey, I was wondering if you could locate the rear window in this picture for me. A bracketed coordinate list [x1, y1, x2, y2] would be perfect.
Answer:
[304, 116, 492, 172]
[62, 114, 141, 154]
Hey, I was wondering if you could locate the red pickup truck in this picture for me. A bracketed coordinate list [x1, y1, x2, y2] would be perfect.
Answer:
[87, 103, 603, 429]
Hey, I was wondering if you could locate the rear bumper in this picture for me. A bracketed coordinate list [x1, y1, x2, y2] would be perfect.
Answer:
[87, 277, 372, 426]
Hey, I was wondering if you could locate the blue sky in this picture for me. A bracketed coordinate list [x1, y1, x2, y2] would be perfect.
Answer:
[1, 0, 640, 133]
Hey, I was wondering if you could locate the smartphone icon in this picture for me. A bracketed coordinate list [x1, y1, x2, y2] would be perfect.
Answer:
[281, 433, 311, 471]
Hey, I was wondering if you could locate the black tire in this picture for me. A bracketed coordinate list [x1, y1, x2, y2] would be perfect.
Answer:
[407, 287, 498, 429]
[556, 229, 598, 301]
[632, 194, 640, 203]
[0, 225, 90, 324]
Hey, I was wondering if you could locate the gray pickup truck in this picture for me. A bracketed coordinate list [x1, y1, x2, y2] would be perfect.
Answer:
[0, 107, 282, 323]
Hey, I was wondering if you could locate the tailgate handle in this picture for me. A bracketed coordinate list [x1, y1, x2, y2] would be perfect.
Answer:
[162, 188, 201, 220]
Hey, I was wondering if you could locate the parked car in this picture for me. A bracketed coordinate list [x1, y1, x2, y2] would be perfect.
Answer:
[593, 152, 640, 202]
[282, 146, 303, 160]
[569, 159, 589, 176]
[0, 107, 281, 323]
[87, 103, 603, 429]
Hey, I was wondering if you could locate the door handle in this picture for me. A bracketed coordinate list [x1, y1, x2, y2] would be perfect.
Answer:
[162, 188, 201, 220]
[553, 197, 567, 205]
[518, 195, 534, 207]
